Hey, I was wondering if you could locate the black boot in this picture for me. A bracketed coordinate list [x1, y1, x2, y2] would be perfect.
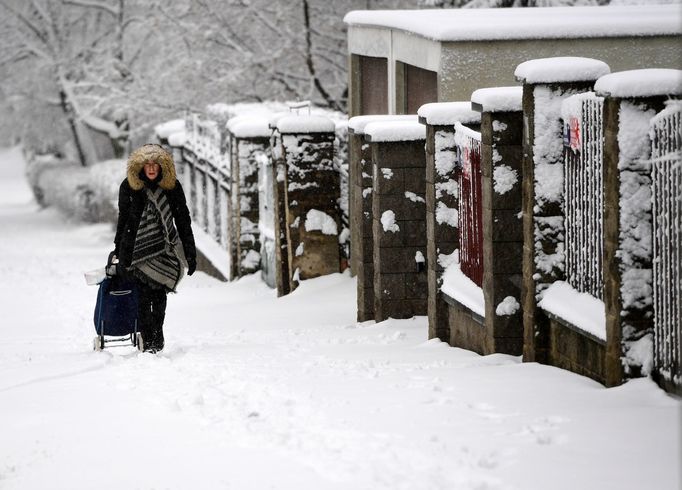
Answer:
[138, 284, 167, 353]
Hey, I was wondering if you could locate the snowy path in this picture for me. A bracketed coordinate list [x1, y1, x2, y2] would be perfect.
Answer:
[0, 146, 680, 490]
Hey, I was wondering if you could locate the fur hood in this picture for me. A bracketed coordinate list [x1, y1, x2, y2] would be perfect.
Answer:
[127, 144, 176, 191]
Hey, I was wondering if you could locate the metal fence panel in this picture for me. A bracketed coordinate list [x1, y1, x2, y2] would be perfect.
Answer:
[455, 124, 483, 287]
[651, 101, 682, 390]
[562, 93, 605, 300]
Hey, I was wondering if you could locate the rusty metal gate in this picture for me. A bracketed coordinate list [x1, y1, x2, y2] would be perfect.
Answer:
[651, 101, 682, 393]
[455, 123, 483, 287]
[562, 92, 605, 299]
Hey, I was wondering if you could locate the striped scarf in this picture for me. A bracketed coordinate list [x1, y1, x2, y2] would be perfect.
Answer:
[130, 187, 185, 291]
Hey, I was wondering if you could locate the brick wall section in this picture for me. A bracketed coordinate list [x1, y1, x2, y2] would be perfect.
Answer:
[548, 317, 607, 383]
[424, 124, 459, 342]
[349, 131, 375, 321]
[447, 298, 487, 354]
[233, 136, 269, 277]
[480, 111, 524, 355]
[280, 131, 341, 293]
[602, 94, 666, 386]
[370, 140, 428, 321]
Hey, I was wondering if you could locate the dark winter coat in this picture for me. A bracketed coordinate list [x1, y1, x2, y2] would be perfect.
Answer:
[113, 144, 196, 271]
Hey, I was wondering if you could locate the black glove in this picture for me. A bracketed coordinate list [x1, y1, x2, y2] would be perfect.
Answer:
[187, 256, 196, 276]
[107, 250, 118, 267]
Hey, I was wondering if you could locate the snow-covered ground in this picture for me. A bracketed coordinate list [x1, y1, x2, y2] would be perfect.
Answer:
[0, 146, 680, 490]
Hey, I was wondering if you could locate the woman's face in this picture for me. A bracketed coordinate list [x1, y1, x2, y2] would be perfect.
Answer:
[144, 161, 160, 180]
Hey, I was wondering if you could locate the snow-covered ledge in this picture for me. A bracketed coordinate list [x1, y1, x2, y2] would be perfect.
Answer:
[364, 120, 426, 142]
[440, 251, 485, 319]
[417, 102, 480, 126]
[348, 114, 418, 135]
[515, 57, 611, 85]
[471, 86, 523, 113]
[192, 224, 230, 281]
[538, 281, 606, 343]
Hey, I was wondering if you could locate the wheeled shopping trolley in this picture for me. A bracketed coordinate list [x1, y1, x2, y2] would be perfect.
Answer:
[93, 274, 143, 351]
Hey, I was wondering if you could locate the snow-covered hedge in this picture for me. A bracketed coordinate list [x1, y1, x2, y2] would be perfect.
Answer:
[26, 152, 125, 223]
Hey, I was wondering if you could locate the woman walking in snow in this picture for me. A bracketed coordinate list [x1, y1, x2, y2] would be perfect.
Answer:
[108, 144, 196, 353]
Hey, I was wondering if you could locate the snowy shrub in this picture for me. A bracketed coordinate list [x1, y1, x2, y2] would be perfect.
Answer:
[36, 165, 100, 222]
[24, 152, 70, 207]
[26, 151, 125, 223]
[88, 159, 127, 222]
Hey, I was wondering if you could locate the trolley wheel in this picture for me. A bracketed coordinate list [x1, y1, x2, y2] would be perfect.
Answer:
[135, 333, 144, 352]
[93, 336, 104, 351]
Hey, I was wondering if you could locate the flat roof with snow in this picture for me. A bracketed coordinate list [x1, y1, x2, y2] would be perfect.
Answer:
[344, 5, 681, 42]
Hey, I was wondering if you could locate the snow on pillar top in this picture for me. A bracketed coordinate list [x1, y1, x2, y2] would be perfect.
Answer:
[167, 131, 187, 148]
[154, 119, 185, 140]
[363, 120, 426, 142]
[594, 69, 682, 98]
[226, 116, 271, 139]
[471, 86, 523, 113]
[417, 102, 481, 126]
[276, 115, 335, 135]
[348, 115, 418, 134]
[268, 112, 288, 130]
[514, 57, 610, 85]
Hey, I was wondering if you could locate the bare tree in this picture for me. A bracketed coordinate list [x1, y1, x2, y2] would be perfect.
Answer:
[0, 0, 201, 164]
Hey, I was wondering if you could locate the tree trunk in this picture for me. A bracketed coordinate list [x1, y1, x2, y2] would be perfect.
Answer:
[301, 0, 342, 112]
[59, 89, 88, 167]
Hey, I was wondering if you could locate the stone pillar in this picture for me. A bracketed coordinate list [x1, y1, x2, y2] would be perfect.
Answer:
[419, 104, 480, 342]
[365, 121, 428, 321]
[227, 131, 240, 280]
[227, 118, 271, 277]
[595, 71, 675, 386]
[276, 116, 341, 293]
[270, 123, 291, 297]
[348, 115, 418, 322]
[349, 126, 374, 321]
[472, 93, 525, 355]
[516, 58, 610, 364]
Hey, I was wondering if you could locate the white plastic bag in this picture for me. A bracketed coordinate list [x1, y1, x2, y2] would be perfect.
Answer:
[84, 268, 106, 286]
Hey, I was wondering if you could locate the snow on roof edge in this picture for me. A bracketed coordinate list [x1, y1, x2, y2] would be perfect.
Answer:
[344, 5, 682, 43]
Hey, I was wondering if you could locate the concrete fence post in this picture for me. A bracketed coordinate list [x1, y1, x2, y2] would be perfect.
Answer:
[276, 115, 341, 293]
[471, 89, 525, 354]
[348, 115, 418, 322]
[595, 69, 680, 386]
[515, 57, 611, 364]
[418, 104, 480, 343]
[365, 121, 428, 321]
[226, 117, 272, 278]
[269, 117, 291, 297]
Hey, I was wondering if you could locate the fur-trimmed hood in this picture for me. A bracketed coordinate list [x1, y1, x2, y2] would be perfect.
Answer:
[127, 144, 176, 191]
